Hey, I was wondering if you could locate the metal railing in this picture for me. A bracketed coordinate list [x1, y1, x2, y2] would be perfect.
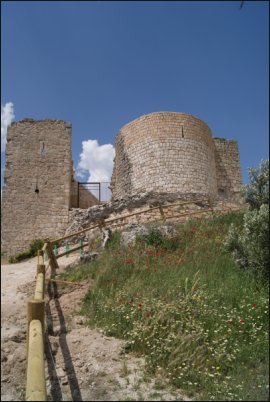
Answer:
[77, 182, 111, 207]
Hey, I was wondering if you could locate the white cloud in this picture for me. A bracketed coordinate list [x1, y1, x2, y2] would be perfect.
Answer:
[76, 139, 115, 201]
[1, 102, 15, 153]
[77, 139, 115, 181]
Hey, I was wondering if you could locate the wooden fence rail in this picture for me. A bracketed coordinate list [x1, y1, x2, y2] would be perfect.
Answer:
[35, 198, 214, 264]
[26, 251, 47, 401]
[51, 198, 210, 244]
[26, 320, 46, 401]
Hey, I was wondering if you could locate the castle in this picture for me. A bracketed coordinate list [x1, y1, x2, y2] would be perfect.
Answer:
[1, 112, 242, 256]
[111, 112, 242, 200]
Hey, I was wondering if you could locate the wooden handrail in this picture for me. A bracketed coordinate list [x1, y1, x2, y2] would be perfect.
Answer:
[34, 273, 45, 301]
[26, 258, 47, 400]
[52, 198, 209, 243]
[46, 199, 211, 261]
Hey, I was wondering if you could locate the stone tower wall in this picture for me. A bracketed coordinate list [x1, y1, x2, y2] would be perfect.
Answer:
[214, 138, 243, 202]
[111, 112, 218, 199]
[1, 113, 243, 257]
[1, 119, 72, 256]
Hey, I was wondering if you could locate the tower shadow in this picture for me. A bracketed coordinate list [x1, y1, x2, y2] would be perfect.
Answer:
[45, 281, 82, 401]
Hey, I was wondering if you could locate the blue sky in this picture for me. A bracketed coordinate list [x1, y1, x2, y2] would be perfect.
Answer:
[1, 0, 269, 188]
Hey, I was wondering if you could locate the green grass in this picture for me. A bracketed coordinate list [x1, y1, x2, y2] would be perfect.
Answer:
[60, 211, 269, 400]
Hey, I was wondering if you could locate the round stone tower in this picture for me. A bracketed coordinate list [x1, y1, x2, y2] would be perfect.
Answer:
[110, 112, 218, 199]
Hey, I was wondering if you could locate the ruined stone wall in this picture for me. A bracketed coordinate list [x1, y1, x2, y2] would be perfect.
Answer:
[214, 138, 243, 202]
[1, 113, 243, 256]
[70, 179, 100, 209]
[1, 119, 72, 256]
[111, 112, 218, 200]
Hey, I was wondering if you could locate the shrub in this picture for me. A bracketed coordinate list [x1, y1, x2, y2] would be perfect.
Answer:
[136, 226, 180, 251]
[224, 204, 269, 278]
[29, 239, 44, 255]
[9, 239, 44, 263]
[243, 159, 269, 210]
[225, 159, 269, 279]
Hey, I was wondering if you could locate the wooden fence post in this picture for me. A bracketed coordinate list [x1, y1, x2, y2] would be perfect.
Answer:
[27, 299, 45, 354]
[37, 250, 45, 266]
[34, 273, 45, 301]
[36, 261, 45, 296]
[26, 320, 47, 401]
[158, 205, 166, 222]
[44, 242, 59, 276]
[98, 218, 105, 229]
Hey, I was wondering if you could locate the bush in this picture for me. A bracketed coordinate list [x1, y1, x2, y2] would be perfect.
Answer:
[9, 239, 44, 263]
[243, 159, 269, 210]
[224, 204, 269, 278]
[225, 159, 269, 279]
[29, 239, 44, 255]
[136, 226, 180, 251]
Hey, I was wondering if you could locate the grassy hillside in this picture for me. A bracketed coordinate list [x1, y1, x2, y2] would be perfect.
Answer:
[61, 211, 269, 400]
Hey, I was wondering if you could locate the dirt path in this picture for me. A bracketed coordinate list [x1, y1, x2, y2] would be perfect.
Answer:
[1, 255, 190, 401]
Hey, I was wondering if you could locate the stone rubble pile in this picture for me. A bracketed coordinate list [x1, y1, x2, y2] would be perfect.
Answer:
[65, 191, 211, 242]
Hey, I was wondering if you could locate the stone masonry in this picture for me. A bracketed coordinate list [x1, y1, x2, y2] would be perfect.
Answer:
[110, 112, 242, 202]
[213, 138, 242, 201]
[1, 119, 97, 257]
[1, 112, 243, 257]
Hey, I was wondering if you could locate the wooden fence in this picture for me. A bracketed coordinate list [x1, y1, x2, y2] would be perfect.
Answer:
[25, 196, 239, 400]
[50, 197, 214, 257]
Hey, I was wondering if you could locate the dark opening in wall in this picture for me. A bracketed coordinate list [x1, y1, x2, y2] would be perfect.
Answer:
[218, 188, 227, 198]
[39, 141, 46, 156]
[181, 126, 184, 138]
[35, 178, 39, 193]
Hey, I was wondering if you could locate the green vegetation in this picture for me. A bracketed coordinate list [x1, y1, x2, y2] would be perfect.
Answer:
[8, 239, 44, 263]
[60, 211, 269, 400]
[225, 159, 269, 279]
[242, 159, 269, 210]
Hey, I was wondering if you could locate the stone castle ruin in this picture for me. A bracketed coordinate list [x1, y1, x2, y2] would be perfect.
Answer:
[111, 112, 242, 200]
[1, 112, 242, 257]
[1, 119, 98, 257]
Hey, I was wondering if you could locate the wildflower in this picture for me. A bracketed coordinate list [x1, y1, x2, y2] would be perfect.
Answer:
[239, 319, 246, 323]
[137, 303, 142, 310]
[251, 303, 257, 308]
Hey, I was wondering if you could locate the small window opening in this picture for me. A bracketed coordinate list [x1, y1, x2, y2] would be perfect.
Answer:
[40, 141, 46, 156]
[35, 177, 39, 194]
[181, 125, 184, 138]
